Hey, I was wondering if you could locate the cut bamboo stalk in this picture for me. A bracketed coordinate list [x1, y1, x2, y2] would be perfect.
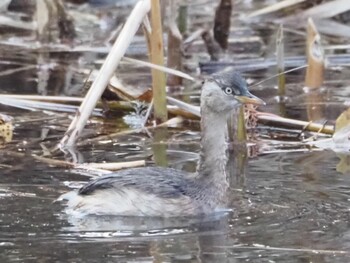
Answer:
[305, 18, 324, 89]
[59, 0, 151, 148]
[150, 0, 168, 123]
[305, 18, 325, 121]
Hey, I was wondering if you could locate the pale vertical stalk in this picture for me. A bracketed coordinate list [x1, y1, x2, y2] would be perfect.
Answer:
[276, 24, 285, 97]
[59, 0, 151, 148]
[237, 106, 247, 142]
[305, 18, 325, 121]
[276, 24, 286, 116]
[150, 0, 168, 123]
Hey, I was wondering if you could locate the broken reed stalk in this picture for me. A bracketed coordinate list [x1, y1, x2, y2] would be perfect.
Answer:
[201, 30, 221, 61]
[150, 0, 168, 123]
[36, 0, 50, 42]
[36, 0, 74, 42]
[167, 0, 183, 86]
[214, 0, 232, 51]
[59, 0, 151, 147]
[276, 24, 286, 97]
[55, 0, 75, 42]
[305, 18, 325, 121]
[177, 4, 187, 34]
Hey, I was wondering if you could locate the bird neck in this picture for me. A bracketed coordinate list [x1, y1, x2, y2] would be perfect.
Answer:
[197, 108, 229, 183]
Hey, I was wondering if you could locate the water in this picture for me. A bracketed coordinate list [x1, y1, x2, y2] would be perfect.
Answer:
[1, 148, 350, 262]
[1, 0, 350, 262]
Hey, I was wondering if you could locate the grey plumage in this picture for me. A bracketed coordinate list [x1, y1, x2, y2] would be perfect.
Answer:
[79, 167, 197, 199]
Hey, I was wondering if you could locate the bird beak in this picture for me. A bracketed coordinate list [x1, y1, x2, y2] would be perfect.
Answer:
[235, 92, 265, 106]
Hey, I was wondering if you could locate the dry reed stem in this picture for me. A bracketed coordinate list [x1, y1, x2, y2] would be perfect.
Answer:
[5, 151, 145, 171]
[59, 0, 151, 148]
[257, 113, 334, 135]
[123, 57, 193, 81]
[0, 94, 134, 112]
[150, 0, 168, 123]
[0, 15, 36, 30]
[78, 160, 145, 171]
[246, 0, 306, 18]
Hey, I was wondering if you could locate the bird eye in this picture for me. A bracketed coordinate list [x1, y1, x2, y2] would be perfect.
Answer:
[224, 87, 233, 95]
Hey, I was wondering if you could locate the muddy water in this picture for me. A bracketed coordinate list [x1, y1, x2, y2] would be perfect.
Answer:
[1, 0, 350, 262]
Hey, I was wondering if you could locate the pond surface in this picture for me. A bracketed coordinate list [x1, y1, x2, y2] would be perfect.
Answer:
[1, 0, 350, 262]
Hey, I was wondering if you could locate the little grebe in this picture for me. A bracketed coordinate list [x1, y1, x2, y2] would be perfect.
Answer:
[61, 70, 264, 217]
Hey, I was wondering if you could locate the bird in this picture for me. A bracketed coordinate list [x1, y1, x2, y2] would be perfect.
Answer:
[60, 69, 264, 217]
